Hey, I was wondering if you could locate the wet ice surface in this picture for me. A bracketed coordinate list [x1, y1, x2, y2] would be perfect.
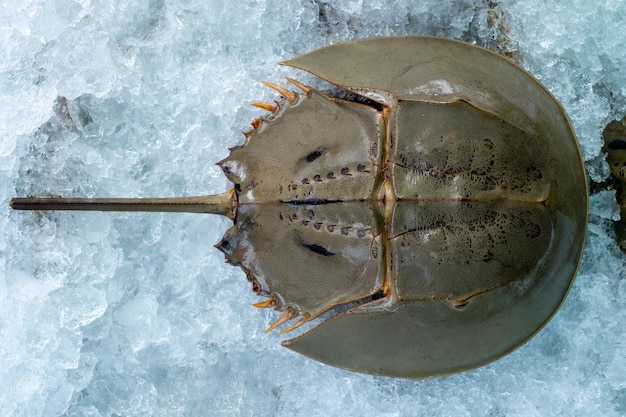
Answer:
[2, 0, 626, 416]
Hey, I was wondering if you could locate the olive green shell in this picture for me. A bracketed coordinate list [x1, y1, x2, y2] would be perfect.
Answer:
[216, 36, 587, 379]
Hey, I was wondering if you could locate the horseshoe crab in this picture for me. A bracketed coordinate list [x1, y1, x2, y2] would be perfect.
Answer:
[10, 36, 587, 379]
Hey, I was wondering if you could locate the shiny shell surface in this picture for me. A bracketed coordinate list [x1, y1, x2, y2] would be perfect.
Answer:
[215, 36, 587, 379]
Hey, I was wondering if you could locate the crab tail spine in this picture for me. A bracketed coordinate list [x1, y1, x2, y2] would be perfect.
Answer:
[9, 190, 238, 219]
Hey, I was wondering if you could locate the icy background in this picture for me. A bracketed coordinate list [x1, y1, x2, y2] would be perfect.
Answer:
[2, 0, 626, 416]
